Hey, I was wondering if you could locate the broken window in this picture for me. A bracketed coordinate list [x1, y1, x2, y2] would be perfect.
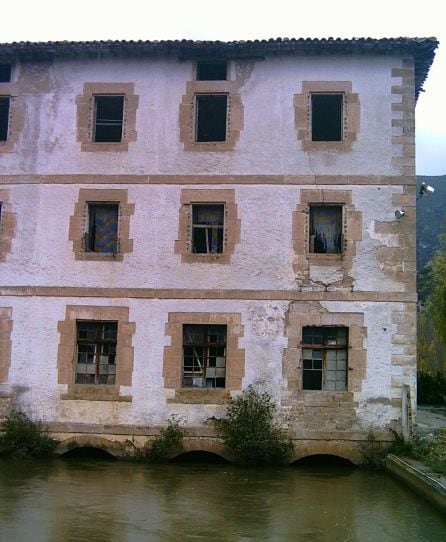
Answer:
[196, 60, 227, 81]
[309, 205, 343, 254]
[93, 95, 124, 143]
[311, 94, 343, 141]
[302, 327, 348, 391]
[85, 203, 119, 254]
[0, 97, 10, 141]
[76, 321, 117, 384]
[0, 65, 11, 83]
[192, 203, 224, 254]
[195, 94, 227, 142]
[183, 324, 227, 388]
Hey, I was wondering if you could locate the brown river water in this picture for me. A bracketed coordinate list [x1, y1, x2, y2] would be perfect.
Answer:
[0, 456, 445, 542]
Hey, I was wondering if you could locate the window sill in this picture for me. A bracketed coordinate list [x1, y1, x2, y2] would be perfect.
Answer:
[74, 252, 124, 262]
[180, 253, 230, 265]
[80, 141, 129, 152]
[301, 140, 353, 152]
[307, 253, 343, 266]
[168, 388, 229, 404]
[62, 384, 132, 402]
[298, 390, 353, 405]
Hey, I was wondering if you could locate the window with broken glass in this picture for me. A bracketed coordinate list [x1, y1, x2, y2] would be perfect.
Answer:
[93, 95, 124, 143]
[85, 203, 119, 254]
[183, 324, 227, 388]
[309, 205, 343, 254]
[76, 321, 117, 385]
[0, 96, 10, 142]
[302, 327, 348, 391]
[192, 204, 224, 254]
[311, 93, 344, 141]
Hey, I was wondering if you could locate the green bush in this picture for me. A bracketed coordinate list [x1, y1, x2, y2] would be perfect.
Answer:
[0, 410, 58, 459]
[417, 371, 446, 405]
[216, 385, 293, 465]
[358, 431, 388, 470]
[143, 415, 184, 461]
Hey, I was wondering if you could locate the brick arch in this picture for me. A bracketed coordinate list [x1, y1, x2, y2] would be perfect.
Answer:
[56, 435, 124, 458]
[167, 437, 236, 463]
[289, 440, 362, 465]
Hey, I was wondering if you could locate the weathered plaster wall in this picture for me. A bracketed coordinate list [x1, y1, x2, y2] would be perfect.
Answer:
[0, 55, 403, 176]
[0, 183, 411, 293]
[1, 296, 413, 436]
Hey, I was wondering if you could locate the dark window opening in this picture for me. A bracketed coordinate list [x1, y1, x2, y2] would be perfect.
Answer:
[0, 96, 10, 141]
[183, 324, 227, 388]
[85, 203, 119, 254]
[76, 321, 118, 385]
[192, 203, 224, 254]
[309, 205, 343, 254]
[0, 64, 12, 83]
[94, 95, 124, 143]
[311, 94, 343, 141]
[195, 94, 227, 142]
[302, 326, 348, 391]
[196, 60, 227, 81]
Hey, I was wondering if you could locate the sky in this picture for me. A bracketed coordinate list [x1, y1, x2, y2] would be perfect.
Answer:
[2, 0, 444, 175]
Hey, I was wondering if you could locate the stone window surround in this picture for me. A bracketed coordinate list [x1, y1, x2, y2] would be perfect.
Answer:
[0, 307, 13, 383]
[0, 83, 25, 153]
[175, 189, 241, 264]
[292, 189, 362, 277]
[282, 305, 367, 399]
[0, 189, 17, 261]
[163, 312, 245, 404]
[294, 81, 360, 151]
[179, 78, 244, 152]
[57, 305, 135, 402]
[68, 188, 134, 262]
[76, 82, 139, 152]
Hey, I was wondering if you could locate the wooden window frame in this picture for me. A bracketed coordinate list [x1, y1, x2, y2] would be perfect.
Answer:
[182, 324, 227, 388]
[76, 83, 138, 152]
[175, 189, 240, 264]
[69, 188, 134, 262]
[57, 305, 135, 402]
[302, 326, 348, 391]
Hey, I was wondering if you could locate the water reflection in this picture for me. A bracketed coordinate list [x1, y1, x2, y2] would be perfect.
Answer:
[0, 458, 445, 542]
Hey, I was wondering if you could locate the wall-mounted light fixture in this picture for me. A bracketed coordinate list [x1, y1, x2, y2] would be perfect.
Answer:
[395, 209, 406, 220]
[417, 181, 435, 200]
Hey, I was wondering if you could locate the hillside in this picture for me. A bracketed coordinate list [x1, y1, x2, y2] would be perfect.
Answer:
[417, 175, 446, 272]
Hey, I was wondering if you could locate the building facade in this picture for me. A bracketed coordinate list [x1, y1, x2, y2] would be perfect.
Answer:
[0, 38, 437, 462]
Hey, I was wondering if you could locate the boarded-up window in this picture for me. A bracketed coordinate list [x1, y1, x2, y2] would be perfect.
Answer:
[309, 205, 343, 254]
[195, 94, 227, 142]
[86, 203, 119, 254]
[183, 324, 227, 388]
[76, 321, 117, 385]
[192, 204, 224, 254]
[311, 94, 343, 141]
[94, 95, 124, 142]
[302, 327, 348, 391]
[0, 97, 10, 141]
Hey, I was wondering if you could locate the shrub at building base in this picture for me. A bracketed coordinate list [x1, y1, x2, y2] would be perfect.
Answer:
[0, 410, 58, 459]
[141, 415, 185, 462]
[216, 385, 293, 466]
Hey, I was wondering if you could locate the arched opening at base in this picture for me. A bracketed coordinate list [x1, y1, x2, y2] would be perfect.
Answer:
[61, 447, 117, 461]
[291, 454, 355, 468]
[170, 451, 228, 464]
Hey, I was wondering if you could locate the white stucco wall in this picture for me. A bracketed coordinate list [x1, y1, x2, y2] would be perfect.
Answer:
[1, 183, 406, 292]
[0, 55, 403, 177]
[2, 295, 406, 430]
